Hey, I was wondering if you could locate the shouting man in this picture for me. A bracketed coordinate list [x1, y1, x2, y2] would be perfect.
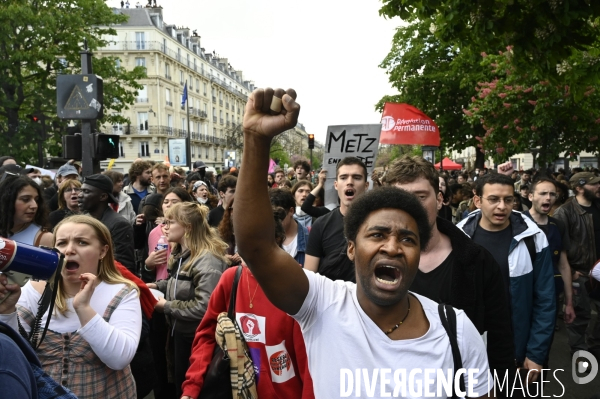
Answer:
[233, 87, 491, 398]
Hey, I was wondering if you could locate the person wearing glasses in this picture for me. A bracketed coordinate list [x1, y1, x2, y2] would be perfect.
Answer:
[147, 202, 228, 398]
[0, 174, 53, 247]
[457, 173, 555, 386]
[49, 179, 82, 229]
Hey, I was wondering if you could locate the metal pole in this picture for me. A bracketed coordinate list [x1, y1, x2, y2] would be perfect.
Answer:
[37, 114, 46, 167]
[80, 39, 99, 177]
[185, 80, 192, 170]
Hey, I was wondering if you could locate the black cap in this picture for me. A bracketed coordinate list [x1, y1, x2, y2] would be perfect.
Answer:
[83, 174, 118, 204]
[144, 193, 164, 209]
[0, 164, 23, 175]
[193, 160, 206, 169]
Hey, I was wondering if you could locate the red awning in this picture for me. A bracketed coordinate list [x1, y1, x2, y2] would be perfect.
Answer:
[434, 157, 462, 170]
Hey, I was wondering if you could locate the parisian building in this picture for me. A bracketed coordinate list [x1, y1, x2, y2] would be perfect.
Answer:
[95, 6, 254, 173]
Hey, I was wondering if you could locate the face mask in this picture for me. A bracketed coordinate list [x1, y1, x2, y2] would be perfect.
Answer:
[33, 177, 42, 186]
[296, 206, 306, 217]
[197, 197, 208, 204]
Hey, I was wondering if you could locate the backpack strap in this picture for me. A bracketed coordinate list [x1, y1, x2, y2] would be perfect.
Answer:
[524, 235, 536, 266]
[227, 265, 243, 320]
[438, 303, 465, 399]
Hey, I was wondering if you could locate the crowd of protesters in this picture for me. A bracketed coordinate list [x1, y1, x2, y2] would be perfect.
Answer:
[0, 86, 599, 399]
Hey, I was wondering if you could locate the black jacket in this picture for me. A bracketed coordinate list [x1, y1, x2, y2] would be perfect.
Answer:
[100, 207, 136, 273]
[553, 198, 599, 272]
[432, 218, 516, 377]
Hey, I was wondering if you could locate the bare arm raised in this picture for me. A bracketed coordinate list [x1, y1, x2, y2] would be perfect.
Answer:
[234, 87, 309, 315]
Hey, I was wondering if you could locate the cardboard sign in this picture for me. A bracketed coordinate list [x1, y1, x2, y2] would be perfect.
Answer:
[323, 124, 381, 208]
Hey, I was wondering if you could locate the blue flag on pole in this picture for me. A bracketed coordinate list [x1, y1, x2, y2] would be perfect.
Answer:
[181, 82, 188, 107]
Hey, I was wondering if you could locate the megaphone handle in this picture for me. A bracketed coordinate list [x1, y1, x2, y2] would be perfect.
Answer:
[0, 273, 20, 305]
[0, 291, 12, 305]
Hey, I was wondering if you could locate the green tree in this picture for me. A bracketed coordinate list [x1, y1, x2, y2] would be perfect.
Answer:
[379, 0, 600, 76]
[269, 137, 290, 168]
[0, 0, 145, 164]
[464, 49, 600, 167]
[376, 20, 491, 167]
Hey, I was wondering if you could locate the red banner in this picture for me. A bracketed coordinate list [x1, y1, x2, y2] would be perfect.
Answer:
[380, 103, 440, 145]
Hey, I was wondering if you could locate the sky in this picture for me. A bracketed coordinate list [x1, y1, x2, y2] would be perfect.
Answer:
[109, 0, 402, 144]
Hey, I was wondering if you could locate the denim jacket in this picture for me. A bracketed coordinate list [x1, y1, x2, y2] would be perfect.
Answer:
[294, 221, 309, 267]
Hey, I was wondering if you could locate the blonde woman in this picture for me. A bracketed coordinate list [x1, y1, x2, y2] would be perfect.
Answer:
[148, 202, 228, 398]
[0, 215, 142, 399]
[49, 179, 82, 229]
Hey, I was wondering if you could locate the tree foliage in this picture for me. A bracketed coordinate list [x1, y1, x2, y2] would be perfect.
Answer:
[378, 2, 600, 167]
[380, 0, 600, 76]
[0, 0, 146, 165]
[464, 48, 600, 167]
[376, 20, 490, 163]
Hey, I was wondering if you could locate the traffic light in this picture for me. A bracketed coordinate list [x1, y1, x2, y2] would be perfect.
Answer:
[308, 134, 315, 149]
[95, 134, 120, 159]
[26, 114, 41, 123]
[62, 134, 82, 159]
[61, 133, 120, 160]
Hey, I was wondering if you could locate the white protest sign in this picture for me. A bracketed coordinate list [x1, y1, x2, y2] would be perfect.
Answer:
[26, 165, 55, 179]
[322, 124, 382, 208]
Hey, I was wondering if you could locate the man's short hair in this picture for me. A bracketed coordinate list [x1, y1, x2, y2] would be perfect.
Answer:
[217, 175, 237, 193]
[103, 170, 124, 184]
[293, 160, 311, 174]
[128, 160, 152, 182]
[475, 174, 515, 196]
[269, 188, 295, 211]
[345, 186, 431, 250]
[335, 157, 367, 180]
[449, 183, 463, 196]
[291, 180, 313, 197]
[186, 172, 202, 183]
[152, 163, 170, 174]
[383, 155, 439, 195]
[529, 176, 557, 193]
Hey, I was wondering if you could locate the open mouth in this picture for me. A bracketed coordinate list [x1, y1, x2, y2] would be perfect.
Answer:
[374, 265, 400, 285]
[65, 261, 80, 271]
[541, 203, 551, 212]
[344, 189, 355, 200]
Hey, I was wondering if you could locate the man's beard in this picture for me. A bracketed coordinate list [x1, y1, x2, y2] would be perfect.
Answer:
[583, 187, 598, 202]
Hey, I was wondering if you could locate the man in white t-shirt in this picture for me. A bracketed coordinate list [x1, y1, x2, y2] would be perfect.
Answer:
[233, 87, 491, 398]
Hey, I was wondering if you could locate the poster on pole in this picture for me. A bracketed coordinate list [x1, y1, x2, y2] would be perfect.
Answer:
[322, 124, 382, 208]
[168, 138, 187, 166]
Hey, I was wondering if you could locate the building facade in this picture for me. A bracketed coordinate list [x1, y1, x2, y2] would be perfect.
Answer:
[95, 7, 254, 173]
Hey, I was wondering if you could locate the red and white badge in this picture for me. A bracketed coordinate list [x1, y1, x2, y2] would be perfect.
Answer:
[265, 340, 295, 383]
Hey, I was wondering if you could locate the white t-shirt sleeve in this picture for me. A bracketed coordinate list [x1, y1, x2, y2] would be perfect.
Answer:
[591, 263, 600, 282]
[292, 269, 345, 331]
[458, 309, 491, 397]
[78, 288, 142, 370]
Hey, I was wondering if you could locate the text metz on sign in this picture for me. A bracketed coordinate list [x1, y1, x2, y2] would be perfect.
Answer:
[327, 129, 377, 167]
